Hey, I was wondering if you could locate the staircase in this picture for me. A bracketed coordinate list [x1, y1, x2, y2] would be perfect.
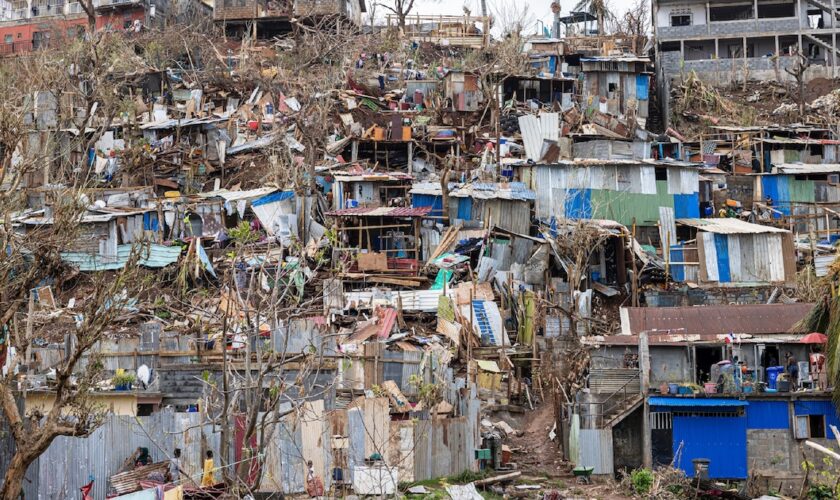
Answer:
[588, 369, 643, 429]
[803, 33, 840, 58]
[602, 394, 644, 428]
[806, 0, 840, 22]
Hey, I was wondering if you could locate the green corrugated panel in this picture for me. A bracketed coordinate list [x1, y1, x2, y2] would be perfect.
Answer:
[591, 181, 673, 226]
[62, 244, 182, 271]
[788, 179, 815, 203]
[783, 149, 802, 163]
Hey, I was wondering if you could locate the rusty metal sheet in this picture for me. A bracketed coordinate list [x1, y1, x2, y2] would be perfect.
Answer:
[624, 303, 814, 337]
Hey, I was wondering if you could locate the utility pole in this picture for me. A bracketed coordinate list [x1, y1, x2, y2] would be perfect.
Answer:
[639, 331, 652, 469]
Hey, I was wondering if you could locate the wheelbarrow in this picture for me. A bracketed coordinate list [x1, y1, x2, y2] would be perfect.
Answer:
[573, 466, 595, 484]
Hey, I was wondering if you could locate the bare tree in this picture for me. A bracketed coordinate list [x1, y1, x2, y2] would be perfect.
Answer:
[378, 0, 415, 31]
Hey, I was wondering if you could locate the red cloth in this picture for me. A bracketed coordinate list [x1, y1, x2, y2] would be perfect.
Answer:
[80, 480, 94, 500]
[306, 477, 324, 497]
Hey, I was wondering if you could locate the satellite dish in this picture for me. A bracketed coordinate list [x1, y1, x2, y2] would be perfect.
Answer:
[137, 364, 151, 388]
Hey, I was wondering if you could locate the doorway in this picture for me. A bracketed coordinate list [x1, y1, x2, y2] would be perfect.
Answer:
[695, 346, 723, 384]
[761, 345, 781, 369]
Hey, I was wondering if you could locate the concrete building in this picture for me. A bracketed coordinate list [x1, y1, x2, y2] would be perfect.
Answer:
[214, 0, 365, 38]
[0, 0, 210, 55]
[654, 0, 840, 121]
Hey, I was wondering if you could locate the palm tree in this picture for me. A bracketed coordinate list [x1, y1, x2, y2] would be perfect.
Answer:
[792, 261, 840, 407]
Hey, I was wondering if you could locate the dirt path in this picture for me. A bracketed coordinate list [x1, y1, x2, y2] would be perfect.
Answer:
[508, 397, 566, 475]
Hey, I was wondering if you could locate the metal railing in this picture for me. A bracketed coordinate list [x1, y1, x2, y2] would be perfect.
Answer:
[566, 370, 641, 429]
[0, 40, 34, 56]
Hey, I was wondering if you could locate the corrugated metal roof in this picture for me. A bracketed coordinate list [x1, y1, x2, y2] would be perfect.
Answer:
[409, 182, 536, 201]
[519, 115, 544, 161]
[774, 163, 840, 174]
[139, 115, 228, 130]
[196, 187, 279, 201]
[622, 303, 814, 336]
[649, 397, 749, 407]
[343, 289, 445, 312]
[537, 158, 704, 168]
[62, 244, 182, 271]
[326, 206, 432, 217]
[676, 218, 789, 234]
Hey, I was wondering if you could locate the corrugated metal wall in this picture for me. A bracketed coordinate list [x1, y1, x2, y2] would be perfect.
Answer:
[700, 233, 787, 284]
[34, 410, 229, 499]
[673, 414, 747, 479]
[577, 429, 614, 474]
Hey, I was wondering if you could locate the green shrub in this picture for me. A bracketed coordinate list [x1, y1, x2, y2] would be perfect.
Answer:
[631, 468, 654, 495]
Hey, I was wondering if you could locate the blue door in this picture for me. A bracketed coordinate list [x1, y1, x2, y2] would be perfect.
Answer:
[673, 414, 747, 479]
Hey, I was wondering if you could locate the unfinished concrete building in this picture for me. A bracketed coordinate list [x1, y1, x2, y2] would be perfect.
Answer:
[654, 0, 840, 116]
[214, 0, 365, 38]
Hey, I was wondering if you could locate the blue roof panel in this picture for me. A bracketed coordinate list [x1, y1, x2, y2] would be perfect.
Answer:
[650, 397, 749, 407]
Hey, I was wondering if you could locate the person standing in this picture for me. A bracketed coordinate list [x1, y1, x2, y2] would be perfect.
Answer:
[169, 448, 182, 483]
[786, 352, 799, 390]
[201, 450, 215, 487]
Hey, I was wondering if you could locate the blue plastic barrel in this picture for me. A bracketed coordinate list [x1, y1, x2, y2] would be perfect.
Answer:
[766, 366, 785, 389]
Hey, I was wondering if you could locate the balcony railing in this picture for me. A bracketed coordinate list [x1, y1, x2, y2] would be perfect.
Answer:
[0, 40, 35, 56]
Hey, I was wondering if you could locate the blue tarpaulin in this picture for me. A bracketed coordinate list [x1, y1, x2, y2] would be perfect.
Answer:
[564, 188, 592, 219]
[252, 190, 294, 207]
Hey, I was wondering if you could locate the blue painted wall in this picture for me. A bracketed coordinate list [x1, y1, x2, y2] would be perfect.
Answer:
[456, 197, 473, 221]
[673, 414, 748, 479]
[636, 74, 650, 100]
[746, 401, 789, 429]
[674, 193, 700, 218]
[761, 176, 790, 216]
[714, 234, 732, 283]
[670, 245, 685, 281]
[794, 401, 840, 429]
[412, 194, 444, 217]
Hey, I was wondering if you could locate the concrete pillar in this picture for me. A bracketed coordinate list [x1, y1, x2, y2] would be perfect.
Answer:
[706, 2, 711, 35]
[680, 39, 685, 61]
[775, 35, 781, 74]
[407, 141, 414, 173]
[715, 38, 720, 59]
[640, 331, 652, 469]
[351, 140, 358, 162]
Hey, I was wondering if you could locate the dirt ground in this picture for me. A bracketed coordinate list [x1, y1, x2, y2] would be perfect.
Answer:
[491, 397, 634, 499]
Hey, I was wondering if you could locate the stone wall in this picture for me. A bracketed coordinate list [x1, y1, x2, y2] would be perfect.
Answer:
[660, 51, 835, 87]
[659, 18, 801, 40]
[747, 429, 793, 471]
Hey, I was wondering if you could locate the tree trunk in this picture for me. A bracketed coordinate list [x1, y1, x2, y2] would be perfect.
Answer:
[1, 449, 35, 500]
[440, 163, 451, 224]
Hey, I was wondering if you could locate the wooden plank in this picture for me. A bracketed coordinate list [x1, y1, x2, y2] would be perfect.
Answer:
[300, 400, 326, 482]
[363, 397, 390, 462]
